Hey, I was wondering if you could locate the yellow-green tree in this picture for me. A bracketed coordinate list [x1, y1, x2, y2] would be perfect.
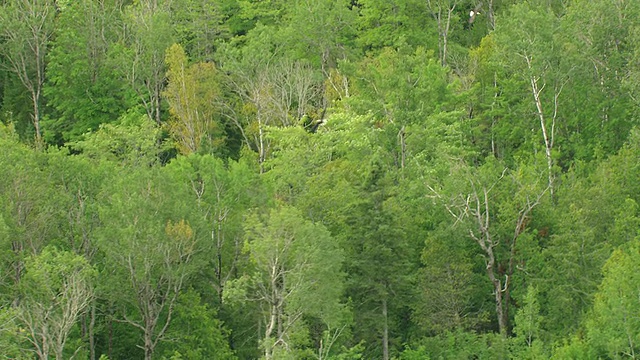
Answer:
[164, 43, 224, 155]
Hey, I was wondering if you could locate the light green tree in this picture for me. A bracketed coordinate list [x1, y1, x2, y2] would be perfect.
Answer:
[120, 0, 174, 124]
[166, 153, 264, 304]
[511, 285, 546, 359]
[240, 206, 345, 359]
[97, 167, 200, 360]
[17, 246, 95, 360]
[587, 240, 640, 358]
[0, 131, 57, 292]
[68, 110, 164, 167]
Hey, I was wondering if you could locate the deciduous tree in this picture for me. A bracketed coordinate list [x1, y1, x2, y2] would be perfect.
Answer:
[241, 206, 345, 359]
[164, 43, 224, 155]
[0, 0, 56, 144]
[97, 168, 200, 360]
[17, 246, 95, 360]
[44, 0, 134, 143]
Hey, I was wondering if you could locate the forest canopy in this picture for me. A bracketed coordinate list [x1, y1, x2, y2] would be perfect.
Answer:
[1, 0, 640, 359]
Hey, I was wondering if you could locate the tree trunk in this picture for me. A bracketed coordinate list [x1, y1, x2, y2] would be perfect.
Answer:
[478, 230, 508, 336]
[487, 0, 495, 30]
[89, 302, 96, 360]
[108, 316, 113, 359]
[427, 0, 457, 67]
[398, 126, 406, 170]
[382, 297, 389, 360]
[529, 75, 554, 199]
[265, 303, 277, 360]
[258, 112, 266, 174]
[468, 184, 510, 335]
[442, 4, 455, 68]
[144, 325, 154, 360]
[31, 89, 43, 145]
[525, 56, 560, 200]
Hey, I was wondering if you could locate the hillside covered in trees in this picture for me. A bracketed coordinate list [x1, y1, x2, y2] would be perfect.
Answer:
[2, 0, 640, 358]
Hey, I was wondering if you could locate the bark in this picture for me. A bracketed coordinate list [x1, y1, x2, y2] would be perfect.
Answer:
[427, 0, 458, 67]
[438, 169, 547, 336]
[382, 298, 389, 360]
[89, 303, 96, 360]
[487, 0, 495, 30]
[525, 55, 563, 200]
[258, 112, 266, 174]
[529, 74, 554, 198]
[264, 262, 279, 360]
[466, 184, 508, 335]
[398, 126, 406, 170]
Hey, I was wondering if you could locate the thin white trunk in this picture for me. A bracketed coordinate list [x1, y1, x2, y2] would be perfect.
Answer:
[525, 56, 558, 199]
[382, 298, 389, 360]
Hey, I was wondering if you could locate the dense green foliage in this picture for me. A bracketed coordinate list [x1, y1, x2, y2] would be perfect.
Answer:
[1, 0, 640, 358]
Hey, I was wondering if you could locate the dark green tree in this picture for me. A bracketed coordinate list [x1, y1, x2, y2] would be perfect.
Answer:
[44, 0, 135, 143]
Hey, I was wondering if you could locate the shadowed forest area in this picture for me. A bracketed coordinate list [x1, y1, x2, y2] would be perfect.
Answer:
[2, 0, 640, 358]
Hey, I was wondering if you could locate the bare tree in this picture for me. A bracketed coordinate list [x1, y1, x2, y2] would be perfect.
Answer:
[225, 58, 322, 172]
[430, 164, 547, 335]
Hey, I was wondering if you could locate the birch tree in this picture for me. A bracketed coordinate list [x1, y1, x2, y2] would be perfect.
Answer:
[430, 158, 548, 335]
[0, 0, 56, 144]
[426, 0, 460, 67]
[98, 168, 199, 360]
[164, 43, 224, 155]
[493, 4, 566, 198]
[242, 206, 345, 359]
[17, 247, 95, 360]
[121, 0, 174, 124]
